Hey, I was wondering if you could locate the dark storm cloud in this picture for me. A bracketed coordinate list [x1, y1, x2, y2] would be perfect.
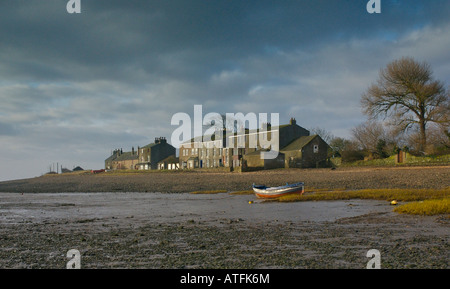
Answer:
[0, 0, 449, 180]
[1, 0, 447, 83]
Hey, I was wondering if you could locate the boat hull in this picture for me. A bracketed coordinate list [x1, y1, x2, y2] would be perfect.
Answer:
[252, 182, 304, 199]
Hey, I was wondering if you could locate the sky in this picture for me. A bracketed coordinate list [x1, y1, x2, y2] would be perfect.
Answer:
[0, 0, 449, 181]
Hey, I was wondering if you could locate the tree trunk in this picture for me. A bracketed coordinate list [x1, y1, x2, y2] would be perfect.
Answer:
[419, 119, 427, 154]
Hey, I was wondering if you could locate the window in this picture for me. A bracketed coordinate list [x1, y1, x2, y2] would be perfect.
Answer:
[313, 145, 319, 154]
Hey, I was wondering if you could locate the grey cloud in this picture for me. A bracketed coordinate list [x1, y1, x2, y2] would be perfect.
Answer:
[2, 0, 447, 83]
[0, 121, 18, 136]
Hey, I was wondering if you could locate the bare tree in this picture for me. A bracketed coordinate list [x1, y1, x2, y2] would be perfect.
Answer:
[352, 121, 387, 153]
[309, 127, 334, 144]
[352, 120, 404, 158]
[361, 57, 449, 153]
[329, 137, 353, 157]
[409, 123, 450, 154]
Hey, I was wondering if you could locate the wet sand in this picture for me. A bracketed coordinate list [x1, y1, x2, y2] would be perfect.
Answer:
[0, 192, 393, 225]
[0, 192, 448, 269]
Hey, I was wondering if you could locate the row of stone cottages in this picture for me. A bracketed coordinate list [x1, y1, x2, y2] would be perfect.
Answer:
[105, 118, 330, 171]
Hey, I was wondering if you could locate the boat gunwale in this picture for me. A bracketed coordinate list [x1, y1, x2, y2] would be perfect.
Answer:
[252, 182, 305, 199]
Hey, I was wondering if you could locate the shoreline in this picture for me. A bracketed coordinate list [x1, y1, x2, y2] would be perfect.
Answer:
[1, 166, 449, 194]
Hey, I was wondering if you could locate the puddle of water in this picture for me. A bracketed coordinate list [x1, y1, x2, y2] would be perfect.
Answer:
[0, 192, 392, 225]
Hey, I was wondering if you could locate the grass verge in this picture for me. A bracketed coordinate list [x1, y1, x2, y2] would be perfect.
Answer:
[277, 188, 450, 202]
[274, 188, 450, 216]
[394, 198, 450, 216]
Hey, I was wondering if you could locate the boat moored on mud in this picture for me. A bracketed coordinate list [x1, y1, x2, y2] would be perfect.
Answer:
[252, 182, 304, 199]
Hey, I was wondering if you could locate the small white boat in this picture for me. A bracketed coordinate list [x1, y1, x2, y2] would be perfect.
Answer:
[252, 182, 304, 199]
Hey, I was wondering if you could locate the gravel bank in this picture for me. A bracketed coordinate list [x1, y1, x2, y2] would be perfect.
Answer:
[0, 166, 449, 193]
[0, 213, 448, 269]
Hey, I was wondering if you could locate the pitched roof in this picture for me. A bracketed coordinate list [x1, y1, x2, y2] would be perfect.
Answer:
[245, 149, 270, 156]
[141, 143, 158, 149]
[182, 121, 305, 144]
[112, 151, 138, 161]
[245, 149, 285, 157]
[158, 155, 179, 164]
[105, 154, 117, 162]
[281, 135, 318, 151]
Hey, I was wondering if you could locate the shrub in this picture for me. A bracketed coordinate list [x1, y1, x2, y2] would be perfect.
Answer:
[341, 150, 365, 163]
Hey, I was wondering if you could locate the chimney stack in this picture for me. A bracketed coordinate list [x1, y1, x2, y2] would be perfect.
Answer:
[155, 137, 166, 144]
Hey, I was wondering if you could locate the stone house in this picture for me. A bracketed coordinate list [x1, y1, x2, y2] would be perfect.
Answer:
[281, 135, 330, 168]
[157, 155, 180, 170]
[178, 117, 330, 170]
[179, 136, 200, 169]
[179, 134, 226, 169]
[105, 137, 176, 170]
[105, 148, 139, 170]
[136, 137, 176, 170]
[242, 150, 286, 170]
[226, 118, 310, 168]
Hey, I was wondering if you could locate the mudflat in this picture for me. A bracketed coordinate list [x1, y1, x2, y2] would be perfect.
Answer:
[0, 192, 448, 269]
[0, 166, 448, 269]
